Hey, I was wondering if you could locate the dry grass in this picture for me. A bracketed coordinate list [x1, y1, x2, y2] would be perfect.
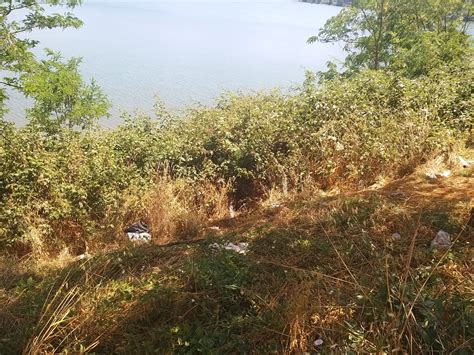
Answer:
[23, 280, 90, 354]
[0, 151, 472, 353]
[131, 177, 231, 244]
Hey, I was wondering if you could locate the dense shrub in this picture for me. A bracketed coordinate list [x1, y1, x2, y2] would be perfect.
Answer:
[154, 67, 472, 189]
[0, 125, 148, 253]
[0, 68, 472, 253]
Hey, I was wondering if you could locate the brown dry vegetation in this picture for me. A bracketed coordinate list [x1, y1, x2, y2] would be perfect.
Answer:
[0, 151, 472, 354]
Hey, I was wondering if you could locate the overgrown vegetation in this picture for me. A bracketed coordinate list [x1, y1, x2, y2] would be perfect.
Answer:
[0, 0, 473, 353]
[1, 67, 472, 253]
[1, 163, 472, 353]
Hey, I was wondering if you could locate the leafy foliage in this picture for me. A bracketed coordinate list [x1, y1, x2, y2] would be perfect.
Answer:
[21, 51, 110, 133]
[0, 0, 109, 132]
[1, 67, 472, 251]
[0, 2, 472, 353]
[0, 126, 147, 251]
[309, 0, 473, 76]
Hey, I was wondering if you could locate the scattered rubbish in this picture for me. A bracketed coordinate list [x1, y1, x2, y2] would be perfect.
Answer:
[458, 156, 472, 168]
[125, 221, 151, 244]
[209, 242, 249, 254]
[209, 226, 221, 231]
[425, 170, 451, 179]
[125, 220, 150, 234]
[270, 203, 282, 209]
[74, 253, 89, 261]
[229, 204, 236, 218]
[127, 232, 151, 243]
[314, 338, 324, 347]
[430, 230, 451, 250]
[390, 233, 401, 241]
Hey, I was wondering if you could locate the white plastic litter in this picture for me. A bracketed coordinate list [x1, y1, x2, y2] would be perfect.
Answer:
[210, 242, 249, 254]
[209, 226, 221, 231]
[127, 232, 152, 244]
[390, 233, 402, 241]
[425, 170, 451, 179]
[125, 221, 151, 244]
[229, 204, 236, 218]
[458, 156, 472, 168]
[314, 339, 324, 347]
[430, 230, 451, 250]
[75, 253, 89, 261]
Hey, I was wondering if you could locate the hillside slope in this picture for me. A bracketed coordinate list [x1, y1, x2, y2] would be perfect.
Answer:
[1, 154, 473, 354]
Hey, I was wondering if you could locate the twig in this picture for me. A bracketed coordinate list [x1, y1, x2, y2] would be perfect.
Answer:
[155, 238, 206, 248]
[321, 225, 369, 299]
[256, 259, 369, 290]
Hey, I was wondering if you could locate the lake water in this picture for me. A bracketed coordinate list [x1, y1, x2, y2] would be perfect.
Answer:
[6, 0, 344, 126]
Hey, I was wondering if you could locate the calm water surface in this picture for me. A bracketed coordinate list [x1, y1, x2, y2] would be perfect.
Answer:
[7, 0, 344, 126]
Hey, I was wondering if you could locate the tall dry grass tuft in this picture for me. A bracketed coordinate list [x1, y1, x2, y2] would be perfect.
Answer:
[284, 280, 317, 353]
[23, 275, 99, 354]
[140, 176, 231, 243]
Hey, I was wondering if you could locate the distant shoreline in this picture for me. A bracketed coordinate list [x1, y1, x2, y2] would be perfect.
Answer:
[300, 1, 474, 21]
[299, 0, 351, 6]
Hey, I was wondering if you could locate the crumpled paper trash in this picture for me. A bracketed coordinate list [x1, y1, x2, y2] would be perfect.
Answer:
[127, 232, 151, 243]
[430, 230, 451, 250]
[425, 170, 451, 179]
[209, 242, 249, 254]
[390, 233, 401, 241]
[458, 156, 472, 168]
[314, 338, 323, 347]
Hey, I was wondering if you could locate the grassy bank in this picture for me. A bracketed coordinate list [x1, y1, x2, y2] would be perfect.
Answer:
[0, 155, 472, 353]
[0, 67, 473, 353]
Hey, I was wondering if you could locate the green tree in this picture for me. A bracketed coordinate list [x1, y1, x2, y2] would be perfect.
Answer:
[0, 0, 109, 131]
[21, 50, 109, 134]
[309, 0, 473, 77]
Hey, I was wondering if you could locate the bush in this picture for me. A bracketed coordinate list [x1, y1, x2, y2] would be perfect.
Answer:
[0, 126, 147, 253]
[151, 68, 471, 190]
[1, 67, 472, 254]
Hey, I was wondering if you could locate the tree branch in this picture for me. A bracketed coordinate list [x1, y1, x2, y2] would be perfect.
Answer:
[360, 8, 375, 36]
[0, 80, 22, 90]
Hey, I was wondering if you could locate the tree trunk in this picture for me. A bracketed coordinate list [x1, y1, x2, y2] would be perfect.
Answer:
[373, 0, 385, 70]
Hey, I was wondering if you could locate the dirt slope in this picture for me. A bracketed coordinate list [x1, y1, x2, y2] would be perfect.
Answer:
[1, 155, 473, 354]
